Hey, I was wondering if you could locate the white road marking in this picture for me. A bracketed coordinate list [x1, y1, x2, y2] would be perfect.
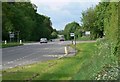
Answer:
[8, 61, 13, 64]
[44, 48, 49, 50]
[43, 55, 64, 57]
[17, 59, 19, 60]
[9, 67, 13, 69]
[19, 64, 21, 65]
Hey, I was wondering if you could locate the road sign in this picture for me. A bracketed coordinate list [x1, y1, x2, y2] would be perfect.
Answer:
[85, 31, 90, 35]
[70, 33, 74, 37]
[10, 33, 14, 38]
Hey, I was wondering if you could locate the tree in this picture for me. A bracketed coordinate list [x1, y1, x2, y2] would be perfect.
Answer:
[51, 31, 58, 39]
[64, 22, 82, 40]
[2, 2, 54, 41]
[81, 7, 97, 39]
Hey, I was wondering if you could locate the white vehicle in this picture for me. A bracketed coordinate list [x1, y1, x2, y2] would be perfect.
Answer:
[40, 38, 47, 43]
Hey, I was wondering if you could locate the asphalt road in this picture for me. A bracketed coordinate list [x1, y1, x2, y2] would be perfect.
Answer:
[2, 41, 74, 70]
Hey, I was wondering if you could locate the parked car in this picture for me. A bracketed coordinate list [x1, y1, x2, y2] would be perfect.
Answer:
[59, 38, 65, 41]
[40, 38, 47, 43]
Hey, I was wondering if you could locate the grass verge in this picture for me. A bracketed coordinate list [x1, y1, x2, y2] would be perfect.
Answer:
[2, 43, 23, 48]
[2, 42, 115, 80]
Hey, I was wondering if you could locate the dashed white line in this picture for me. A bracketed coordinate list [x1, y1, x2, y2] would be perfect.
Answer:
[43, 55, 64, 57]
[8, 61, 13, 64]
[9, 67, 13, 69]
[44, 48, 49, 50]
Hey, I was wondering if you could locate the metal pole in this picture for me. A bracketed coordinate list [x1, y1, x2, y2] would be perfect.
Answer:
[74, 34, 76, 54]
[9, 32, 11, 42]
[10, 38, 11, 42]
[17, 31, 19, 42]
[72, 40, 73, 44]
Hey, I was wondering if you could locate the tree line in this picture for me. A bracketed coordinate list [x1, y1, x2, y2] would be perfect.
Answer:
[2, 2, 56, 42]
[64, 1, 118, 40]
[81, 1, 119, 56]
[64, 1, 119, 60]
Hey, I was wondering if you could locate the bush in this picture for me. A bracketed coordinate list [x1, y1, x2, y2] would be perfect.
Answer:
[94, 38, 118, 80]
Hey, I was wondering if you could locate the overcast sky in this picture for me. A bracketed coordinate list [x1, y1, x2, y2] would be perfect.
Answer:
[31, 0, 100, 30]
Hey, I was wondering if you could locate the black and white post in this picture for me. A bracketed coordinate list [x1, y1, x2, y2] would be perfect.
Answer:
[70, 33, 76, 54]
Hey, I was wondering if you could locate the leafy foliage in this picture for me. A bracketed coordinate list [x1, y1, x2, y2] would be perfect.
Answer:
[51, 31, 58, 39]
[64, 22, 82, 40]
[81, 6, 104, 39]
[92, 2, 119, 80]
[2, 2, 54, 41]
[103, 2, 119, 56]
[80, 2, 119, 79]
[81, 1, 119, 57]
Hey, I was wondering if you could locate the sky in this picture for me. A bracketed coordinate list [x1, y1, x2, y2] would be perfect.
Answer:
[31, 0, 100, 30]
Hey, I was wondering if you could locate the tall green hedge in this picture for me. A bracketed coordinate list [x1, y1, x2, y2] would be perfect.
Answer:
[94, 2, 119, 80]
[96, 0, 119, 71]
[104, 2, 119, 56]
[118, 1, 120, 68]
[104, 2, 119, 79]
[104, 2, 118, 43]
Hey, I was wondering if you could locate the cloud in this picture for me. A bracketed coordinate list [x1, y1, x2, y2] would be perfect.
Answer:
[31, 0, 99, 30]
[31, 0, 100, 3]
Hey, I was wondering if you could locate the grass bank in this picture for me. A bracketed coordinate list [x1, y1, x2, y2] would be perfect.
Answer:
[2, 42, 23, 48]
[2, 42, 115, 80]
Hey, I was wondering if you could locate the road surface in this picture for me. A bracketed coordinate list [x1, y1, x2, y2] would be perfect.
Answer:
[2, 41, 75, 70]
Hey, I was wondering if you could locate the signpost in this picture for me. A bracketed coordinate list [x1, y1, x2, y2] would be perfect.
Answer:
[9, 32, 14, 42]
[70, 33, 76, 54]
[85, 31, 90, 35]
[70, 33, 74, 44]
[10, 33, 14, 38]
[9, 31, 20, 42]
[70, 33, 74, 37]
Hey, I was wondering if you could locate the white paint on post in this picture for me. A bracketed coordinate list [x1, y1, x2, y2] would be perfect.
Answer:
[20, 40, 22, 44]
[5, 40, 7, 44]
[73, 41, 76, 45]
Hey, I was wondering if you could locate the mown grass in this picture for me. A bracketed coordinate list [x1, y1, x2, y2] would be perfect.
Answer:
[77, 36, 91, 41]
[2, 42, 23, 48]
[2, 42, 111, 80]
